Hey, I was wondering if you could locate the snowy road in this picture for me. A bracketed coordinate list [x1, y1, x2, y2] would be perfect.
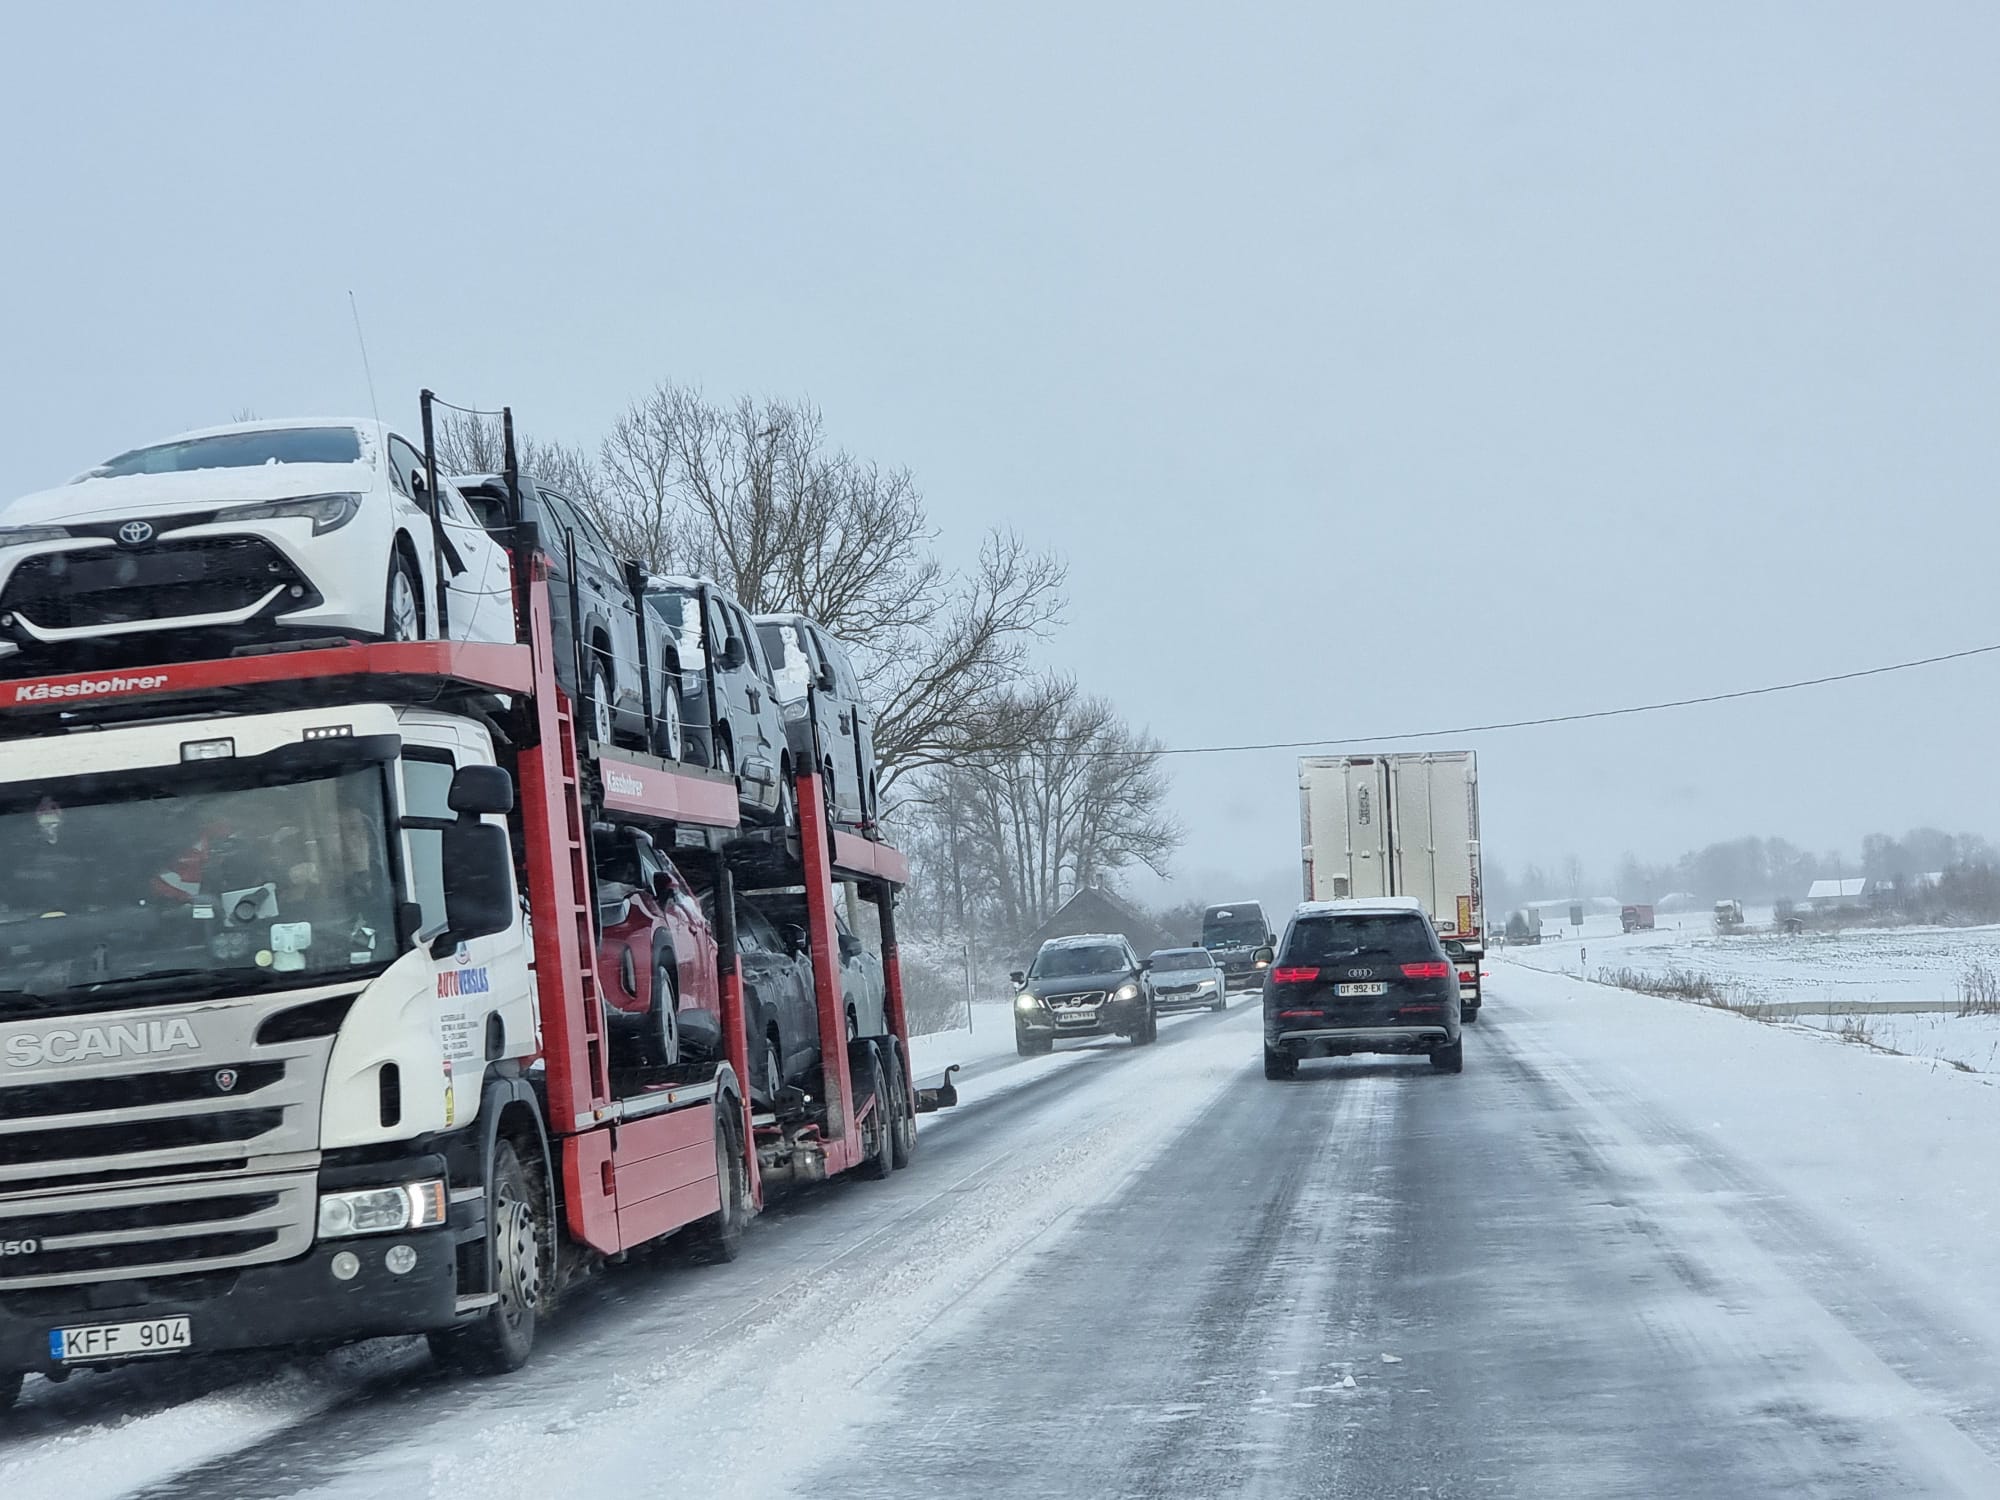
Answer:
[10, 967, 2000, 1498]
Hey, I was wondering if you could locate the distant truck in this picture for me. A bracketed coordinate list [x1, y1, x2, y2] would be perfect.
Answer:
[1505, 908, 1543, 946]
[1299, 752, 1485, 1016]
[1714, 899, 1745, 933]
[1621, 904, 1656, 933]
[1199, 901, 1276, 991]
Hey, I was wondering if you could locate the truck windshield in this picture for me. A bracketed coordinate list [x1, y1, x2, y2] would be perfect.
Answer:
[0, 760, 398, 1013]
[79, 425, 364, 480]
[1031, 943, 1126, 978]
[1202, 913, 1265, 947]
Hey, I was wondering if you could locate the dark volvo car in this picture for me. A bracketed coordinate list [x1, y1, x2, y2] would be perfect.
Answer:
[1263, 897, 1463, 1079]
[1012, 933, 1158, 1055]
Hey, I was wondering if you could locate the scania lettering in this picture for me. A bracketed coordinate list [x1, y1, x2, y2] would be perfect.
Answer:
[0, 396, 950, 1414]
[4, 1018, 202, 1068]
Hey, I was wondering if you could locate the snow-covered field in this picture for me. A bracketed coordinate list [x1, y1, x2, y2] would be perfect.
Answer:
[1507, 913, 2000, 1074]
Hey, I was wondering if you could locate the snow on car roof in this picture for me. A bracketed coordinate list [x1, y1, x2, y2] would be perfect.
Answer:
[1041, 932, 1125, 948]
[1291, 896, 1427, 918]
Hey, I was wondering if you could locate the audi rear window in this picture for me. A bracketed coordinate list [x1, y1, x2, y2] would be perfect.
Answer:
[1281, 915, 1438, 966]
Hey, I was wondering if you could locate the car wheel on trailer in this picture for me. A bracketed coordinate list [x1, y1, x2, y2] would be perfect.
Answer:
[761, 1035, 784, 1102]
[883, 1040, 916, 1169]
[645, 954, 680, 1066]
[684, 1098, 748, 1264]
[1264, 1045, 1297, 1081]
[654, 665, 684, 760]
[585, 658, 614, 745]
[429, 1138, 544, 1374]
[1431, 1038, 1464, 1073]
[385, 552, 423, 641]
[776, 768, 797, 829]
[854, 1044, 893, 1181]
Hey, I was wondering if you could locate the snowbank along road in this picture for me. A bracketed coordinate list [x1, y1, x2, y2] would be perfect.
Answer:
[8, 965, 2000, 1499]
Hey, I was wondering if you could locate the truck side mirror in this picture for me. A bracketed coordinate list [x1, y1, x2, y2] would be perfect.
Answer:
[437, 821, 513, 954]
[448, 764, 514, 816]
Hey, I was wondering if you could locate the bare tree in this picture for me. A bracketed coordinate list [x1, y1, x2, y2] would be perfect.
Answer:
[430, 410, 603, 509]
[909, 681, 1181, 939]
[593, 383, 1064, 790]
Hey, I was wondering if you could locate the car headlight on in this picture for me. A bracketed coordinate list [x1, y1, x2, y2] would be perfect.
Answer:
[1197, 978, 1217, 992]
[317, 1179, 448, 1239]
[1114, 982, 1140, 1001]
[230, 492, 362, 536]
[1015, 993, 1040, 1011]
[0, 525, 73, 547]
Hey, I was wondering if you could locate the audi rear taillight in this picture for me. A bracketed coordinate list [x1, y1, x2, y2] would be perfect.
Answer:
[1270, 965, 1320, 984]
[1401, 961, 1451, 980]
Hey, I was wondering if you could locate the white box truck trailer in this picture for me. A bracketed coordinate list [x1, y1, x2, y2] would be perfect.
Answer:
[1298, 752, 1485, 1014]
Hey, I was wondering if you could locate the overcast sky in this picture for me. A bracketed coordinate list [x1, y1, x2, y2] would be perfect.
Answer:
[3, 4, 1996, 909]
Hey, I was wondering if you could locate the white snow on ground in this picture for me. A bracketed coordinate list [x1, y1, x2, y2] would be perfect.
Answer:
[1488, 958, 2000, 1494]
[0, 1343, 424, 1500]
[1506, 916, 2000, 1073]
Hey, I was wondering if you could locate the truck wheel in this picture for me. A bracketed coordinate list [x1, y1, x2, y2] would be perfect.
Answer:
[684, 1101, 749, 1263]
[854, 1046, 893, 1181]
[1132, 1004, 1158, 1046]
[1431, 1039, 1465, 1073]
[884, 1041, 916, 1169]
[1264, 1045, 1297, 1081]
[429, 1138, 544, 1375]
[1461, 1004, 1480, 1025]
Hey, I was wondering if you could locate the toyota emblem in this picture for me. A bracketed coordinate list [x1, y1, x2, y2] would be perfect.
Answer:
[214, 1068, 239, 1093]
[117, 520, 155, 547]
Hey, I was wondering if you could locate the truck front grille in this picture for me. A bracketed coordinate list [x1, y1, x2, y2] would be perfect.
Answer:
[0, 993, 343, 1289]
[0, 1176, 315, 1290]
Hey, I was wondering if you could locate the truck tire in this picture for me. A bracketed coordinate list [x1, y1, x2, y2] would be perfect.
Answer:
[1461, 1003, 1480, 1025]
[428, 1138, 544, 1375]
[1264, 1045, 1297, 1081]
[883, 1040, 916, 1170]
[1431, 1039, 1464, 1073]
[683, 1100, 749, 1264]
[854, 1046, 893, 1181]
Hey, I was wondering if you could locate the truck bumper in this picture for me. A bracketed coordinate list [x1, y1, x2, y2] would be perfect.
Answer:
[1, 1232, 460, 1379]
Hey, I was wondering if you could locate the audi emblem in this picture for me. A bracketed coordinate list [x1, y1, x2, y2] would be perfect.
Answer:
[117, 520, 155, 547]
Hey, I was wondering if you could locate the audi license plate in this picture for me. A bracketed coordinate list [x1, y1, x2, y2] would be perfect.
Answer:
[1335, 982, 1388, 997]
[51, 1316, 191, 1362]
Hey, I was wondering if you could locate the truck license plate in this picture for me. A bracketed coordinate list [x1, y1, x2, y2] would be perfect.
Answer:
[51, 1316, 191, 1362]
[1335, 982, 1388, 997]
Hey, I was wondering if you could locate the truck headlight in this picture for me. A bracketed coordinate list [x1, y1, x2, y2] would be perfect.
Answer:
[1114, 982, 1140, 1001]
[1015, 993, 1040, 1011]
[318, 1179, 448, 1238]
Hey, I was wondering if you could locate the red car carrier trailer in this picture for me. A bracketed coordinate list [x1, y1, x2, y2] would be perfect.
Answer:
[0, 400, 953, 1409]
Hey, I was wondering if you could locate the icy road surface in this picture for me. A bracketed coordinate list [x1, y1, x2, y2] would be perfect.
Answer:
[9, 968, 2000, 1498]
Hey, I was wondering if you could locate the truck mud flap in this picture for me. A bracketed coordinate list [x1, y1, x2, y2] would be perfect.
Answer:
[914, 1063, 960, 1113]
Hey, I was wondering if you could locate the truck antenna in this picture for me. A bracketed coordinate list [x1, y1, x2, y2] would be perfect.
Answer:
[347, 291, 382, 430]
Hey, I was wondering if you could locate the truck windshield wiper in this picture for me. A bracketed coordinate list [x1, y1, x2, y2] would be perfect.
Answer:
[71, 968, 285, 1001]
